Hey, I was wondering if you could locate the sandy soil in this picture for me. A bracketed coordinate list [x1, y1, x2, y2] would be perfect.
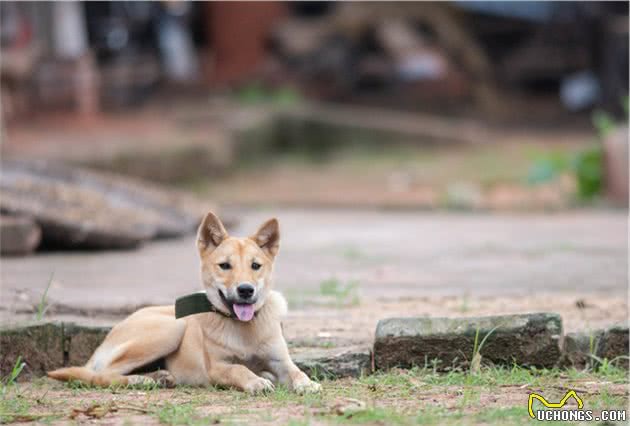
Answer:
[4, 372, 627, 425]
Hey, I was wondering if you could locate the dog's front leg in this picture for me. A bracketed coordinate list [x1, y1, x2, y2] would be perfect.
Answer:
[208, 362, 274, 394]
[266, 339, 321, 394]
[269, 356, 321, 394]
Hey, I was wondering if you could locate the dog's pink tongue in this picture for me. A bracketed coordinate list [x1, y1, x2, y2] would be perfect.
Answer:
[233, 304, 254, 321]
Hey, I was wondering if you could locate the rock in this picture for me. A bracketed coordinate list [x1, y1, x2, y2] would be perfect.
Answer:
[561, 331, 602, 368]
[596, 325, 629, 368]
[0, 322, 64, 380]
[63, 323, 111, 366]
[0, 159, 215, 249]
[374, 313, 563, 370]
[0, 215, 42, 255]
[0, 322, 113, 379]
[292, 345, 372, 378]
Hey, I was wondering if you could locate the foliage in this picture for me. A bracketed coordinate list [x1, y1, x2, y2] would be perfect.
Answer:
[527, 100, 628, 200]
[526, 151, 571, 185]
[235, 83, 301, 106]
[155, 402, 218, 426]
[1, 357, 25, 395]
[319, 278, 360, 306]
[526, 145, 604, 200]
[573, 147, 603, 198]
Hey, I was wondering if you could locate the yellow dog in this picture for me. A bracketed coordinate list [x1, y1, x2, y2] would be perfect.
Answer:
[48, 212, 321, 394]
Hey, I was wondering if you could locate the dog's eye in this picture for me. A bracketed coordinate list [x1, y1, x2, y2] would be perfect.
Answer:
[218, 262, 231, 270]
[251, 262, 261, 270]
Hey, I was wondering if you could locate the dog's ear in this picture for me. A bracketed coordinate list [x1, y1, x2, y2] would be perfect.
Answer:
[251, 218, 280, 259]
[197, 211, 228, 253]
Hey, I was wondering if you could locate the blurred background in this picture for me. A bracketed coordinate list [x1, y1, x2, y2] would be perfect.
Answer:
[0, 1, 628, 342]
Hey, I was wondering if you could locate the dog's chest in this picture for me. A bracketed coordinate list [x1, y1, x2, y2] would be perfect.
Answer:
[206, 322, 270, 361]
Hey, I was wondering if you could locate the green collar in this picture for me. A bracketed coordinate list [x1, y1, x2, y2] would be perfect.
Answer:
[175, 292, 232, 319]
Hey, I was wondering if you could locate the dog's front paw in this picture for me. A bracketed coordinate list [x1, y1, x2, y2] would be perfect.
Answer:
[292, 377, 321, 394]
[148, 370, 176, 388]
[243, 376, 275, 394]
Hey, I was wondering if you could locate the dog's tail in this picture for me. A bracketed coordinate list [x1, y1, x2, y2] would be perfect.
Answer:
[47, 367, 128, 387]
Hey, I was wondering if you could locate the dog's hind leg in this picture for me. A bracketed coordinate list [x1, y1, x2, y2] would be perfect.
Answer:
[48, 306, 185, 387]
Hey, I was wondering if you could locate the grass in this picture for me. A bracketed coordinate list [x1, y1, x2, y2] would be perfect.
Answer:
[2, 365, 627, 425]
[285, 278, 361, 309]
[155, 402, 218, 425]
[0, 394, 31, 424]
[35, 273, 54, 321]
[0, 357, 60, 424]
[1, 357, 25, 394]
[469, 324, 502, 374]
[319, 279, 360, 307]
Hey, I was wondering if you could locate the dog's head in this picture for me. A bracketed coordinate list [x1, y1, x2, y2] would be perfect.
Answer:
[196, 211, 279, 322]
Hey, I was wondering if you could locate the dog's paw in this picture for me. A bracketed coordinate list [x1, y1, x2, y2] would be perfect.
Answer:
[292, 377, 321, 394]
[149, 370, 176, 388]
[244, 376, 275, 394]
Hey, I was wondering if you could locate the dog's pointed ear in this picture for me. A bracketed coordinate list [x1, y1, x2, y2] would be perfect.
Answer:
[197, 211, 228, 253]
[251, 218, 280, 259]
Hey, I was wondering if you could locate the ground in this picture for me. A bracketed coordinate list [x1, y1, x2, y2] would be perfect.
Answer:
[1, 209, 626, 338]
[2, 106, 628, 425]
[1, 365, 628, 425]
[1, 209, 627, 425]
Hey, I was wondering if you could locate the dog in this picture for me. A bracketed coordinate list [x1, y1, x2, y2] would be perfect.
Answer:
[47, 212, 321, 394]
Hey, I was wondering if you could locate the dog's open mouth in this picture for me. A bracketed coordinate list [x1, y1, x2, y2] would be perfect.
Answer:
[219, 290, 255, 322]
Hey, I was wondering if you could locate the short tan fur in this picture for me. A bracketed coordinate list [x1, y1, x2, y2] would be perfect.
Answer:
[48, 212, 321, 394]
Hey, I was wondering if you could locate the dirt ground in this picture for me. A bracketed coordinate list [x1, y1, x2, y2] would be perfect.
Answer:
[2, 109, 628, 425]
[197, 140, 593, 210]
[2, 367, 627, 425]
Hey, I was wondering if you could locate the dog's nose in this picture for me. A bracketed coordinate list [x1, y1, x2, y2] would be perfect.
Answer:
[236, 284, 255, 300]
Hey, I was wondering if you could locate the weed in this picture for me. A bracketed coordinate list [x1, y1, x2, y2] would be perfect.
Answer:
[1, 357, 25, 395]
[284, 278, 360, 309]
[592, 110, 617, 138]
[319, 278, 360, 307]
[0, 395, 31, 423]
[590, 386, 626, 409]
[155, 402, 218, 425]
[458, 386, 480, 408]
[234, 83, 301, 106]
[36, 273, 54, 321]
[588, 354, 630, 376]
[469, 324, 501, 374]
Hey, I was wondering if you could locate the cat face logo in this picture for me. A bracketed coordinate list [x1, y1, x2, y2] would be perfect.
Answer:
[528, 390, 584, 419]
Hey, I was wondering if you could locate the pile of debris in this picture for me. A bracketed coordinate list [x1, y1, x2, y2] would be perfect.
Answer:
[0, 159, 220, 255]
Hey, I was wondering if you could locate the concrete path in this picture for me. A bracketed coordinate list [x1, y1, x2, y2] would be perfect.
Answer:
[1, 209, 626, 321]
